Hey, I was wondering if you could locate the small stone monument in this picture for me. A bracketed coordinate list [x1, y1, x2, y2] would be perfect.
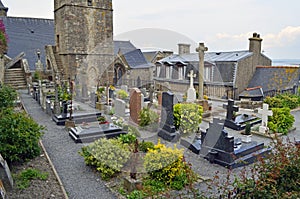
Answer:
[115, 98, 126, 117]
[130, 88, 142, 124]
[158, 91, 180, 142]
[258, 103, 273, 134]
[0, 154, 13, 191]
[186, 70, 197, 102]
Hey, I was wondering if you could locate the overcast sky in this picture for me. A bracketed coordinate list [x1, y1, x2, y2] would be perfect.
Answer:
[2, 0, 300, 59]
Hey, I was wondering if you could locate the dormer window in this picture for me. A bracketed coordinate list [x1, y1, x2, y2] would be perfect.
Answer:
[87, 0, 92, 6]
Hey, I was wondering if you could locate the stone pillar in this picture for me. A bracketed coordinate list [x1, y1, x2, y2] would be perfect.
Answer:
[196, 43, 208, 100]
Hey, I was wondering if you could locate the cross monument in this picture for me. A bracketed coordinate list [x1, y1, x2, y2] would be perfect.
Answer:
[187, 70, 197, 102]
[196, 42, 208, 99]
[258, 103, 273, 133]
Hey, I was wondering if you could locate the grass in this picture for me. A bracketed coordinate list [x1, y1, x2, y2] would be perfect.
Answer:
[14, 168, 49, 189]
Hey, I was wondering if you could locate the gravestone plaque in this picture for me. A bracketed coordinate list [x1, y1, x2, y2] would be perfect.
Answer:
[0, 154, 13, 191]
[158, 91, 180, 142]
[115, 98, 126, 117]
[129, 88, 142, 124]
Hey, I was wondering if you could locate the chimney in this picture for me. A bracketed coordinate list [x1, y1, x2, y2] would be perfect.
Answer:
[178, 43, 191, 55]
[249, 32, 263, 54]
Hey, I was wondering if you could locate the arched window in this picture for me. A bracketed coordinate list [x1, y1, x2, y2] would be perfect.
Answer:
[87, 0, 92, 6]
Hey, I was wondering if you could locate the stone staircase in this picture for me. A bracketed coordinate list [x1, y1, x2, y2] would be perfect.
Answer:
[4, 68, 27, 90]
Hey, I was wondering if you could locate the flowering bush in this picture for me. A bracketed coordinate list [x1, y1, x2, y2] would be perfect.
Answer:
[116, 89, 129, 100]
[0, 19, 8, 51]
[174, 103, 203, 134]
[144, 140, 197, 187]
[139, 107, 159, 127]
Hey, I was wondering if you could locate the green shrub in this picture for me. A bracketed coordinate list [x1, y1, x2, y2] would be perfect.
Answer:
[173, 103, 203, 134]
[138, 141, 155, 152]
[118, 133, 137, 144]
[117, 89, 129, 100]
[123, 124, 141, 137]
[126, 190, 144, 199]
[14, 168, 48, 189]
[268, 107, 294, 135]
[139, 107, 159, 127]
[264, 94, 300, 109]
[79, 138, 131, 180]
[0, 84, 17, 110]
[0, 109, 44, 164]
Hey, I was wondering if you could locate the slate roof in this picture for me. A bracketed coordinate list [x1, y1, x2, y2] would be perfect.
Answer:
[122, 49, 154, 69]
[0, 1, 8, 10]
[1, 16, 54, 70]
[246, 66, 299, 93]
[114, 40, 136, 55]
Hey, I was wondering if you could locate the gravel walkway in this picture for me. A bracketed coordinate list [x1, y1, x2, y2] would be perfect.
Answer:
[19, 90, 117, 199]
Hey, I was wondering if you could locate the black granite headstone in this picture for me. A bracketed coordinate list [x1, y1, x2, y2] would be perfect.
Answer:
[200, 118, 271, 169]
[158, 91, 180, 142]
[223, 99, 239, 121]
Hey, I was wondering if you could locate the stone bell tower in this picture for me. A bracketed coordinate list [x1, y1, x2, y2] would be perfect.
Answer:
[54, 0, 114, 100]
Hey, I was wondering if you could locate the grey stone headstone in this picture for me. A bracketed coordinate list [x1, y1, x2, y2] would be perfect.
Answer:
[115, 98, 126, 117]
[0, 154, 13, 191]
[46, 99, 52, 115]
[90, 92, 96, 108]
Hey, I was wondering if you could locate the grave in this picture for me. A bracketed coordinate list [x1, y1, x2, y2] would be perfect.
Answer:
[52, 110, 102, 126]
[186, 70, 197, 102]
[129, 88, 142, 124]
[69, 122, 127, 143]
[223, 99, 261, 130]
[158, 91, 180, 142]
[0, 154, 13, 191]
[258, 103, 273, 134]
[115, 98, 126, 117]
[180, 134, 202, 154]
[200, 118, 271, 169]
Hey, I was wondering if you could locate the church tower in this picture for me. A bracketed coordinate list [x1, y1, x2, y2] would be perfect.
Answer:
[54, 0, 114, 100]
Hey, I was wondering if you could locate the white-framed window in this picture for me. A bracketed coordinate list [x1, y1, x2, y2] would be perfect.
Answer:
[166, 66, 170, 79]
[156, 65, 161, 77]
[178, 66, 183, 80]
[204, 66, 211, 81]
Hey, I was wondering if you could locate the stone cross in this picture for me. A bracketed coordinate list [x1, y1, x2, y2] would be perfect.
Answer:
[187, 70, 196, 89]
[258, 103, 273, 133]
[196, 42, 208, 99]
[223, 99, 239, 121]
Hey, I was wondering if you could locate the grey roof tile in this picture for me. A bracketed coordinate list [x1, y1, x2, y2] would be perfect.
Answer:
[123, 49, 154, 69]
[114, 40, 136, 55]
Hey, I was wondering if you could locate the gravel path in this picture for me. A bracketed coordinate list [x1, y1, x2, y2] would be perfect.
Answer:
[19, 90, 117, 199]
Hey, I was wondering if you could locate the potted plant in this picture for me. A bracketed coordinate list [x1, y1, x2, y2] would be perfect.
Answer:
[98, 116, 109, 125]
[242, 122, 252, 143]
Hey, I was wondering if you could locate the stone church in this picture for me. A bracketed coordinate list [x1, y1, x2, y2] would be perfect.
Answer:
[48, 0, 114, 101]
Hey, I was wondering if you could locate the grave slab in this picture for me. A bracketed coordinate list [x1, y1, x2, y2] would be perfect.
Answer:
[69, 123, 127, 143]
[52, 111, 102, 126]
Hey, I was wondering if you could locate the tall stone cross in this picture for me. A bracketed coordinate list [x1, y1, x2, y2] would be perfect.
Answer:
[258, 103, 273, 133]
[188, 70, 196, 89]
[196, 42, 208, 99]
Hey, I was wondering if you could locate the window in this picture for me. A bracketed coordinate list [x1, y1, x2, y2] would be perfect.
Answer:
[165, 65, 172, 79]
[87, 0, 92, 6]
[156, 65, 161, 77]
[178, 66, 183, 80]
[204, 66, 211, 81]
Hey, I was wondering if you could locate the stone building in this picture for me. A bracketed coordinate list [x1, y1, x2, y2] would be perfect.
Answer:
[46, 0, 114, 100]
[154, 33, 272, 99]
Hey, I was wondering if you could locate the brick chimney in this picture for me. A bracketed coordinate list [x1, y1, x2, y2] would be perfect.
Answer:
[249, 32, 262, 54]
[178, 43, 190, 55]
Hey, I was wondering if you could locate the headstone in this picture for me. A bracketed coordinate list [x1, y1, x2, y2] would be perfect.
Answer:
[223, 99, 261, 130]
[130, 88, 142, 124]
[81, 83, 89, 102]
[38, 80, 43, 105]
[158, 91, 180, 142]
[0, 154, 13, 191]
[90, 92, 96, 108]
[46, 99, 52, 115]
[121, 85, 128, 93]
[258, 103, 273, 134]
[186, 70, 197, 102]
[200, 118, 271, 169]
[115, 98, 126, 117]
